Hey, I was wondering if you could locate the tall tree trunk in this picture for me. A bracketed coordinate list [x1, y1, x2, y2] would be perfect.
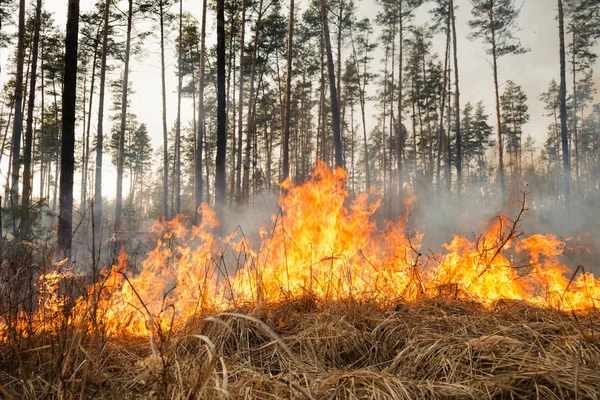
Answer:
[82, 32, 99, 212]
[396, 2, 403, 200]
[319, 0, 342, 169]
[94, 0, 110, 253]
[215, 0, 227, 216]
[21, 0, 42, 237]
[9, 0, 26, 219]
[242, 0, 265, 203]
[114, 0, 133, 232]
[450, 0, 461, 195]
[558, 0, 571, 202]
[490, 11, 505, 200]
[57, 0, 80, 257]
[437, 10, 450, 193]
[350, 31, 370, 190]
[571, 41, 578, 181]
[174, 0, 183, 214]
[282, 0, 294, 182]
[195, 0, 207, 223]
[160, 2, 169, 218]
[236, 0, 246, 201]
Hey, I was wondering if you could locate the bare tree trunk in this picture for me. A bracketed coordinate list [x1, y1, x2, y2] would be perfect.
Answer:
[21, 0, 42, 237]
[282, 0, 294, 181]
[94, 0, 110, 252]
[236, 0, 246, 202]
[160, 2, 169, 218]
[174, 0, 183, 214]
[195, 0, 207, 223]
[437, 11, 450, 193]
[114, 0, 133, 232]
[82, 31, 99, 212]
[490, 11, 505, 200]
[242, 0, 265, 203]
[57, 0, 80, 257]
[9, 0, 26, 221]
[558, 0, 571, 203]
[450, 0, 461, 195]
[215, 0, 227, 216]
[319, 0, 343, 169]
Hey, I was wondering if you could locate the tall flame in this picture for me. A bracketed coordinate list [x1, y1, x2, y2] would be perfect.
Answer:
[4, 162, 600, 337]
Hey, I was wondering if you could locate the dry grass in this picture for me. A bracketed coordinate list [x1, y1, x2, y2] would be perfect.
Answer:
[1, 296, 599, 399]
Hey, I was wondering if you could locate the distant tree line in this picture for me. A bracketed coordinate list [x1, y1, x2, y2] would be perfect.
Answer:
[0, 0, 599, 258]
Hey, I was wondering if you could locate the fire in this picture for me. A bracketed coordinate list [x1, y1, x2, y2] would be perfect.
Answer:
[3, 162, 599, 337]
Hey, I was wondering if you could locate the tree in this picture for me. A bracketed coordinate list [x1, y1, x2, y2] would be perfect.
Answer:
[114, 0, 133, 232]
[215, 0, 227, 214]
[350, 17, 375, 190]
[557, 0, 570, 202]
[139, 0, 176, 218]
[320, 0, 343, 169]
[282, 0, 294, 182]
[21, 0, 43, 236]
[8, 0, 25, 218]
[93, 0, 110, 257]
[469, 0, 527, 200]
[195, 0, 207, 222]
[500, 80, 529, 177]
[57, 0, 80, 257]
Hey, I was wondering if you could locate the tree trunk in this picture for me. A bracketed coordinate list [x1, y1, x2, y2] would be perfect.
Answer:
[558, 0, 571, 202]
[490, 12, 505, 200]
[236, 0, 247, 201]
[21, 0, 42, 237]
[215, 0, 227, 215]
[437, 10, 450, 193]
[160, 2, 169, 218]
[320, 0, 343, 169]
[9, 0, 26, 218]
[396, 2, 403, 201]
[114, 0, 133, 232]
[57, 0, 80, 257]
[94, 0, 110, 253]
[82, 30, 99, 212]
[195, 0, 207, 223]
[242, 0, 265, 203]
[450, 0, 461, 195]
[282, 0, 294, 182]
[174, 0, 183, 214]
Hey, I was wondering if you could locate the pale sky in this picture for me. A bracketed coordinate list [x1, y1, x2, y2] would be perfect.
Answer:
[1, 0, 599, 199]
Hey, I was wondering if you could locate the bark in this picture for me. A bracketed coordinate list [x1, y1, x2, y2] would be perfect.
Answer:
[242, 0, 265, 203]
[174, 0, 182, 214]
[9, 0, 26, 215]
[82, 30, 99, 212]
[215, 0, 227, 214]
[94, 0, 110, 251]
[282, 0, 294, 182]
[21, 0, 42, 236]
[160, 2, 169, 218]
[195, 0, 207, 223]
[114, 0, 133, 232]
[57, 0, 80, 257]
[450, 0, 461, 194]
[490, 10, 505, 200]
[436, 10, 450, 192]
[236, 0, 246, 201]
[558, 0, 571, 202]
[320, 0, 343, 169]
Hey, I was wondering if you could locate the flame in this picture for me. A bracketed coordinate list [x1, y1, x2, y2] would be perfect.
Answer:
[3, 161, 599, 337]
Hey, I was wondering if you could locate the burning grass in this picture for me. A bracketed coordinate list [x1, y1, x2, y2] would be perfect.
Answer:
[1, 162, 600, 398]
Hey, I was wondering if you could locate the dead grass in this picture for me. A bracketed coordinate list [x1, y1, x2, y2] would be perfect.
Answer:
[1, 297, 599, 399]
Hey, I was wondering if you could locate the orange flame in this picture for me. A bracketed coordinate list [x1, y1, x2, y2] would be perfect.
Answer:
[3, 162, 599, 337]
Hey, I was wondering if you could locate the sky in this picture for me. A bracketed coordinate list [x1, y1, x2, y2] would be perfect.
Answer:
[1, 0, 599, 199]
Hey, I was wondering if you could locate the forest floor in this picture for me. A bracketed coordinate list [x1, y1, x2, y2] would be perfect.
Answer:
[1, 297, 599, 399]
